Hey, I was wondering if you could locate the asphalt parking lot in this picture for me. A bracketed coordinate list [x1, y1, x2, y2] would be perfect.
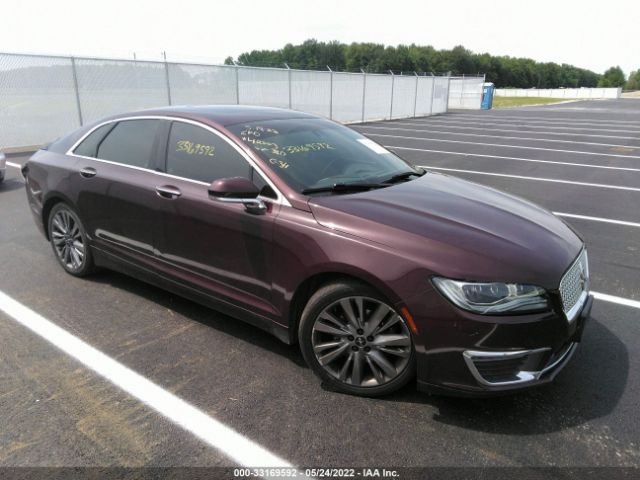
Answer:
[1, 100, 639, 474]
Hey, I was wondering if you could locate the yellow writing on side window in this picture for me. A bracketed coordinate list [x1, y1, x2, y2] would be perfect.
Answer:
[176, 140, 215, 156]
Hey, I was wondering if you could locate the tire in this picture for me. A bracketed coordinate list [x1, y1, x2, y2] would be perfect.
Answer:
[48, 203, 95, 277]
[299, 280, 416, 397]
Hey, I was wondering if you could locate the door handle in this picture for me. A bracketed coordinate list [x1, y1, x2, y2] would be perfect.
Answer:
[155, 185, 182, 199]
[79, 167, 97, 178]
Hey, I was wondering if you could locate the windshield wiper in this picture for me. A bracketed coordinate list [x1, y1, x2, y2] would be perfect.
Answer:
[302, 168, 426, 195]
[383, 167, 426, 184]
[302, 182, 388, 195]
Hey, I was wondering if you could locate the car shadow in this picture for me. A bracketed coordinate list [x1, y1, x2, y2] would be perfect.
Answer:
[83, 269, 307, 368]
[389, 317, 628, 434]
[0, 177, 25, 192]
[82, 269, 627, 434]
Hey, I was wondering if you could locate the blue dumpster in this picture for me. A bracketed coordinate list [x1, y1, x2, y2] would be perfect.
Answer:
[481, 82, 495, 110]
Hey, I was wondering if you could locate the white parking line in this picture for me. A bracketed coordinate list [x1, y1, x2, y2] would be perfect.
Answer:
[445, 113, 640, 127]
[592, 292, 640, 309]
[384, 146, 640, 172]
[6, 161, 22, 169]
[375, 121, 640, 140]
[444, 113, 640, 126]
[421, 115, 640, 128]
[417, 166, 640, 192]
[366, 133, 640, 159]
[397, 119, 640, 134]
[553, 212, 640, 228]
[358, 125, 640, 149]
[0, 290, 294, 470]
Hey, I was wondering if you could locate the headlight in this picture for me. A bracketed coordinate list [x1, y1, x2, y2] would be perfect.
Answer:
[432, 277, 549, 314]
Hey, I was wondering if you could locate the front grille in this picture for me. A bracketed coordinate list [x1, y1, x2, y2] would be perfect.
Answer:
[559, 250, 589, 317]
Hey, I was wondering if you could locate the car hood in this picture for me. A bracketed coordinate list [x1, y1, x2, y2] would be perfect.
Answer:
[308, 172, 583, 288]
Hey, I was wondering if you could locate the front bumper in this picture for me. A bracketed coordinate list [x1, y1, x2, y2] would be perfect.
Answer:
[410, 290, 592, 397]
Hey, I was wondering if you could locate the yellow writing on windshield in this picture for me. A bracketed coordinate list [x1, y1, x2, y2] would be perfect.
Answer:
[283, 142, 334, 155]
[240, 126, 280, 138]
[239, 125, 335, 169]
[268, 158, 290, 169]
[246, 138, 287, 157]
[176, 140, 215, 156]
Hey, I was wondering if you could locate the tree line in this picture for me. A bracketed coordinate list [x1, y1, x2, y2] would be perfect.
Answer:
[225, 39, 637, 90]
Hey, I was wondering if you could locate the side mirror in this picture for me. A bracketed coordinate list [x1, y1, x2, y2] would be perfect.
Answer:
[209, 177, 260, 198]
[208, 177, 266, 215]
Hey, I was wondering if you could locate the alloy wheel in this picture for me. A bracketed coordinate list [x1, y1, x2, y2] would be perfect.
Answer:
[311, 296, 412, 387]
[51, 209, 85, 271]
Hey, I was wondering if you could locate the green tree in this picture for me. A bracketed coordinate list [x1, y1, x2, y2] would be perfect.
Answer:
[598, 66, 626, 87]
[626, 70, 640, 90]
[226, 40, 603, 88]
[345, 42, 385, 71]
[223, 56, 234, 65]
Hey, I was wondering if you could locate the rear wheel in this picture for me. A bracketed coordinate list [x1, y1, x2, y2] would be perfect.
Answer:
[299, 281, 415, 396]
[48, 203, 94, 277]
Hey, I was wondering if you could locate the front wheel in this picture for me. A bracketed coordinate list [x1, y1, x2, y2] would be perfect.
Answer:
[48, 203, 95, 277]
[299, 281, 415, 397]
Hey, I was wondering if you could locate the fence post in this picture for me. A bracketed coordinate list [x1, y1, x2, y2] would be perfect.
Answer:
[70, 57, 84, 126]
[234, 63, 240, 104]
[360, 68, 367, 123]
[445, 74, 451, 113]
[327, 66, 333, 120]
[285, 63, 292, 109]
[162, 51, 172, 106]
[429, 73, 436, 116]
[389, 70, 395, 119]
[413, 71, 419, 117]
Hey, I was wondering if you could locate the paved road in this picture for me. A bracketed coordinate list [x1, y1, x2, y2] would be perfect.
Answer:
[1, 99, 638, 473]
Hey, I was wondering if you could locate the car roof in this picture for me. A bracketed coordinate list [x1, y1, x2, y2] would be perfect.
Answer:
[45, 105, 322, 155]
[130, 105, 319, 127]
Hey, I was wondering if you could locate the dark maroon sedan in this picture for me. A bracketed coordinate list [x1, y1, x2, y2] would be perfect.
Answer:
[23, 106, 592, 397]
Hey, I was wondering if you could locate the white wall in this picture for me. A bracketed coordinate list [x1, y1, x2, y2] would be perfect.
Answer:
[495, 88, 621, 99]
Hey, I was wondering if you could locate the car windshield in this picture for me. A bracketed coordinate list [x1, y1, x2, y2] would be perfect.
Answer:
[226, 118, 418, 193]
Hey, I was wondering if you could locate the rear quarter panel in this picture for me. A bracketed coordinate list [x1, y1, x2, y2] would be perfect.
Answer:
[25, 150, 81, 238]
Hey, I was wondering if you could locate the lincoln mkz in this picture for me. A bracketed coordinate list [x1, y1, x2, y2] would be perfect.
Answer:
[23, 106, 592, 396]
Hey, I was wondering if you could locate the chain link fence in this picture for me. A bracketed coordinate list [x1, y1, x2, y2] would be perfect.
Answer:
[448, 76, 485, 109]
[0, 52, 452, 150]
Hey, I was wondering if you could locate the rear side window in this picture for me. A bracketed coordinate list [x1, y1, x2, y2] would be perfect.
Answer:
[73, 123, 115, 158]
[95, 120, 161, 168]
[166, 122, 250, 183]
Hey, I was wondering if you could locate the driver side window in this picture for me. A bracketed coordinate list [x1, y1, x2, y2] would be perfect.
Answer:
[166, 122, 251, 183]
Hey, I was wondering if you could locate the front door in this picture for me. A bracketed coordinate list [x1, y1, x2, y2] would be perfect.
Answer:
[152, 120, 281, 317]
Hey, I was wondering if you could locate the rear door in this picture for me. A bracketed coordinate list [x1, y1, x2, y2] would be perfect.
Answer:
[71, 118, 165, 266]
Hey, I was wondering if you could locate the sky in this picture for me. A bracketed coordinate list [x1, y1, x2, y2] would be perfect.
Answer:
[2, 0, 638, 76]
